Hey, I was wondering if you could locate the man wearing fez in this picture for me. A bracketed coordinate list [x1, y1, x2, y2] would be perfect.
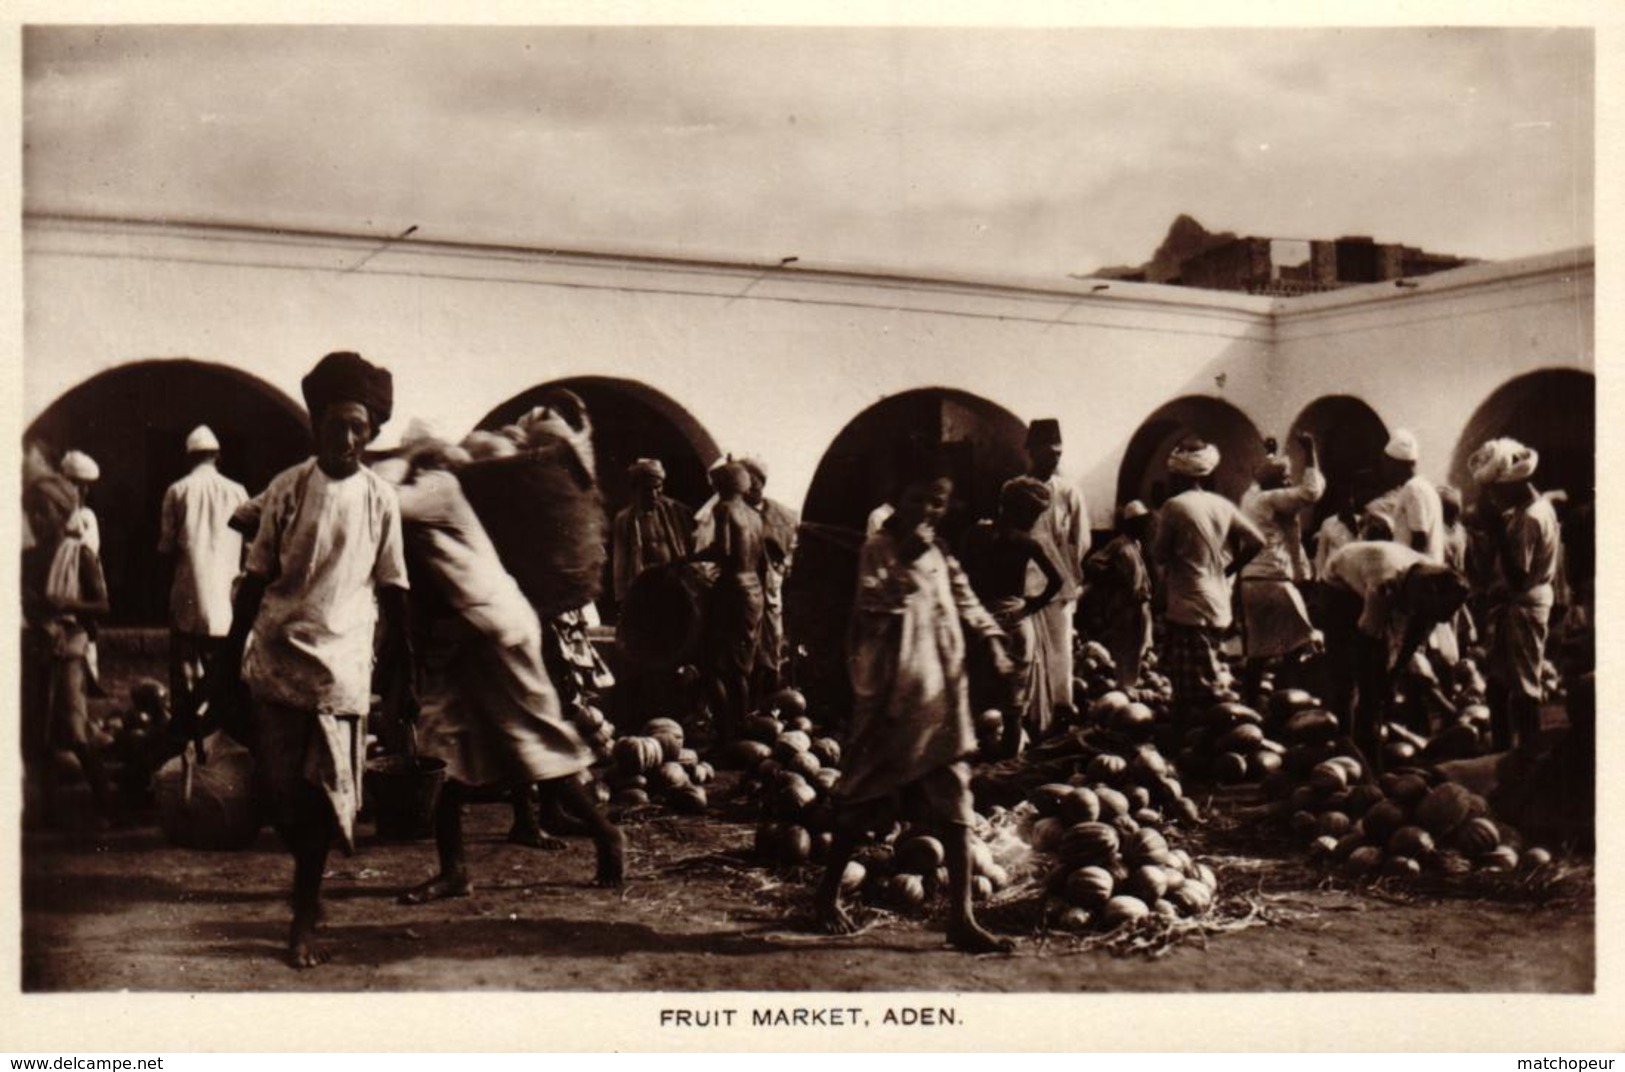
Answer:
[219, 352, 414, 969]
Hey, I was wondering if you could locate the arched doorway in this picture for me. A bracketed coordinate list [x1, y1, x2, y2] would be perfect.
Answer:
[1450, 368, 1594, 501]
[26, 359, 311, 626]
[478, 376, 719, 618]
[1116, 395, 1265, 508]
[790, 387, 1030, 714]
[1288, 395, 1390, 524]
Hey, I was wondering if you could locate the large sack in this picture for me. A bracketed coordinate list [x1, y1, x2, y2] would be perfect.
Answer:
[457, 438, 608, 616]
[155, 731, 263, 851]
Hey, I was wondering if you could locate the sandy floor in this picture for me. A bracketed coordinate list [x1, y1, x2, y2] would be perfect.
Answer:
[22, 795, 1593, 994]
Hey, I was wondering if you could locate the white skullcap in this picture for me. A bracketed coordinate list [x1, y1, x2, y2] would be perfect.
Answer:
[1121, 500, 1150, 521]
[1385, 429, 1420, 463]
[185, 425, 220, 453]
[61, 450, 99, 483]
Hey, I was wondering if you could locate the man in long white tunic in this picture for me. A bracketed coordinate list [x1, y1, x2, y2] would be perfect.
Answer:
[159, 425, 249, 724]
[1008, 418, 1088, 737]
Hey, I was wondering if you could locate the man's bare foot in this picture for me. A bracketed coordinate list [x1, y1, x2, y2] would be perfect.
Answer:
[507, 825, 568, 851]
[817, 899, 858, 935]
[286, 917, 328, 969]
[946, 920, 1015, 954]
[592, 828, 626, 888]
[399, 872, 473, 905]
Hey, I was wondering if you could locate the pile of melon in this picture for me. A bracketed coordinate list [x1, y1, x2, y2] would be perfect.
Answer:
[1018, 744, 1220, 931]
[1266, 742, 1553, 882]
[1071, 643, 1178, 725]
[776, 819, 1022, 914]
[606, 717, 715, 814]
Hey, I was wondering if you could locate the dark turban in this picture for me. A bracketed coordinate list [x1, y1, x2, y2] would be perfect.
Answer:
[301, 351, 393, 437]
[1026, 418, 1062, 449]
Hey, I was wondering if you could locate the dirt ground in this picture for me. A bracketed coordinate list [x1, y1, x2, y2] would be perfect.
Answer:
[22, 790, 1593, 993]
[22, 647, 1593, 994]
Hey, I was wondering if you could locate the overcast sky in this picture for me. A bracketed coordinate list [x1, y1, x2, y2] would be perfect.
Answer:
[22, 25, 1593, 280]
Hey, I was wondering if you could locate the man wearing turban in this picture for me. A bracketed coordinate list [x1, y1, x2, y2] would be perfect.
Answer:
[739, 455, 799, 694]
[158, 425, 249, 728]
[1368, 429, 1445, 563]
[611, 458, 694, 603]
[1152, 436, 1265, 725]
[1468, 437, 1561, 751]
[1005, 418, 1089, 738]
[218, 351, 414, 969]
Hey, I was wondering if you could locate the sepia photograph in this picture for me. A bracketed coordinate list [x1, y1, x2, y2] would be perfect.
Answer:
[10, 13, 1600, 1036]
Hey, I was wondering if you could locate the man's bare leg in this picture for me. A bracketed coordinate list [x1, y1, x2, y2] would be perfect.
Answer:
[945, 826, 1014, 954]
[401, 784, 474, 904]
[814, 829, 859, 935]
[551, 775, 624, 887]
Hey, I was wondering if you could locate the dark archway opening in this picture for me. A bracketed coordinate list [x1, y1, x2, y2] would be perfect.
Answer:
[1116, 395, 1265, 508]
[478, 376, 719, 620]
[26, 359, 311, 626]
[1451, 368, 1595, 629]
[789, 388, 1030, 716]
[1287, 395, 1390, 526]
[1450, 368, 1594, 504]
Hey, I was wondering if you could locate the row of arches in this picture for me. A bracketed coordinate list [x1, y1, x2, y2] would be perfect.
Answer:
[25, 359, 1594, 625]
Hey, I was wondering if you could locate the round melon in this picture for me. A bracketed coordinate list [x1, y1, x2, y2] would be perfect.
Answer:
[1219, 723, 1266, 754]
[1133, 807, 1163, 826]
[1111, 814, 1141, 839]
[1115, 702, 1157, 736]
[1031, 816, 1066, 854]
[773, 730, 813, 760]
[1310, 761, 1349, 794]
[810, 737, 842, 767]
[771, 779, 818, 820]
[971, 875, 995, 902]
[1154, 774, 1185, 805]
[1286, 709, 1340, 744]
[784, 715, 815, 735]
[754, 822, 783, 858]
[1102, 895, 1151, 928]
[1030, 783, 1075, 818]
[1317, 811, 1353, 839]
[1058, 786, 1102, 825]
[651, 761, 690, 792]
[1269, 688, 1318, 721]
[768, 687, 808, 718]
[1342, 845, 1384, 879]
[785, 750, 822, 781]
[1129, 747, 1171, 783]
[1125, 827, 1171, 865]
[884, 872, 927, 909]
[1058, 821, 1120, 867]
[1064, 865, 1115, 909]
[1361, 800, 1408, 844]
[1249, 750, 1284, 780]
[1450, 817, 1500, 856]
[1212, 752, 1249, 784]
[813, 768, 841, 794]
[1522, 847, 1554, 870]
[1094, 786, 1131, 819]
[895, 835, 947, 874]
[1168, 881, 1212, 915]
[1414, 783, 1476, 837]
[1381, 855, 1423, 880]
[1127, 864, 1169, 904]
[1290, 810, 1320, 840]
[652, 732, 684, 763]
[676, 747, 700, 768]
[1308, 834, 1340, 860]
[1343, 784, 1386, 817]
[1478, 845, 1519, 872]
[1173, 797, 1202, 825]
[1124, 785, 1152, 813]
[642, 717, 685, 742]
[720, 739, 773, 770]
[1331, 832, 1365, 862]
[1055, 905, 1094, 932]
[1385, 773, 1431, 806]
[742, 713, 784, 744]
[1387, 825, 1436, 859]
[667, 784, 708, 814]
[839, 859, 867, 895]
[690, 761, 716, 786]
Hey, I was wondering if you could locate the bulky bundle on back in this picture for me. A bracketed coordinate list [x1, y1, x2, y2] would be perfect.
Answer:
[457, 435, 608, 617]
